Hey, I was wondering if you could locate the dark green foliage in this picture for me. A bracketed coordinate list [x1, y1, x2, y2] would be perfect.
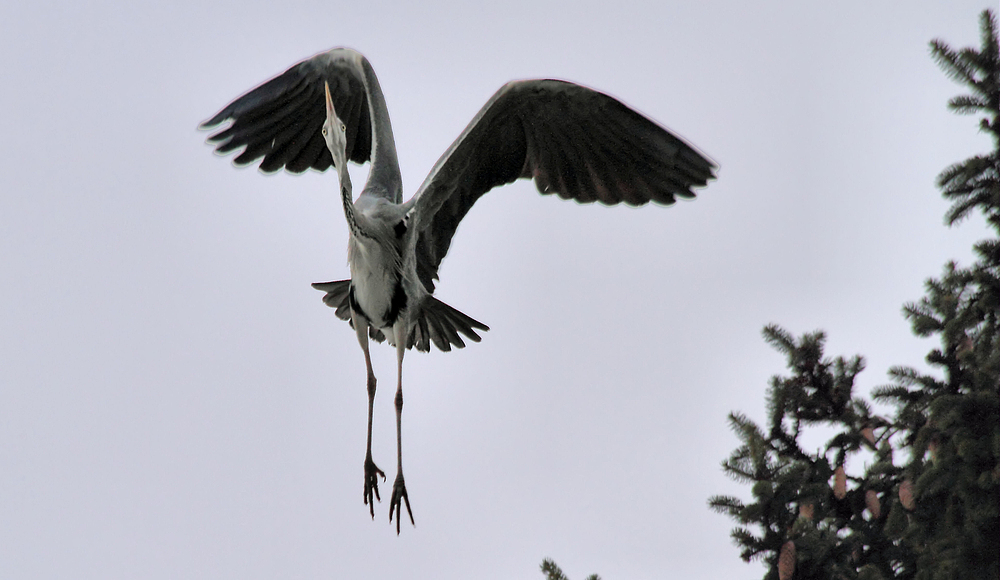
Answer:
[710, 10, 999, 580]
[540, 559, 601, 580]
[932, 10, 999, 230]
[541, 559, 571, 580]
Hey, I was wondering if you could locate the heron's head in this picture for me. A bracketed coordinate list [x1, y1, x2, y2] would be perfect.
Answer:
[322, 81, 349, 169]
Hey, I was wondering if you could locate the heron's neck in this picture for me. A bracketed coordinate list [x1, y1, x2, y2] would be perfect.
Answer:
[337, 162, 372, 241]
[359, 56, 403, 202]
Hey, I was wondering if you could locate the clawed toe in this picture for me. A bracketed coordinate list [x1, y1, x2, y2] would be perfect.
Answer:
[389, 473, 414, 534]
[363, 456, 385, 518]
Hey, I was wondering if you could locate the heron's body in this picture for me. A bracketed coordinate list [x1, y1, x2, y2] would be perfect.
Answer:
[346, 200, 407, 337]
[201, 47, 716, 532]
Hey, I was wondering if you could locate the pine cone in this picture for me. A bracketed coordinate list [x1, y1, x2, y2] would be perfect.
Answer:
[778, 540, 796, 580]
[899, 479, 915, 510]
[833, 465, 847, 500]
[956, 334, 973, 356]
[861, 426, 876, 448]
[865, 489, 881, 519]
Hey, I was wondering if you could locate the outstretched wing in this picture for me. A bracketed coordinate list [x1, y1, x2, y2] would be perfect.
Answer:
[200, 47, 373, 173]
[405, 79, 717, 292]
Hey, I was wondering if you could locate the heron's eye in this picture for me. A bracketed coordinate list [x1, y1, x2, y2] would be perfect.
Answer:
[340, 123, 346, 133]
[322, 127, 328, 136]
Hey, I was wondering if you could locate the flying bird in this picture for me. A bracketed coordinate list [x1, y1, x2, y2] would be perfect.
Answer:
[200, 47, 716, 532]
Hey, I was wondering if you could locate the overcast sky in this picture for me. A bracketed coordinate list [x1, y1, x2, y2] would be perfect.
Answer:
[1, 1, 992, 579]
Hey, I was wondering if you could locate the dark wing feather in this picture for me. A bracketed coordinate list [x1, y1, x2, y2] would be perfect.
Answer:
[200, 48, 372, 173]
[408, 79, 716, 292]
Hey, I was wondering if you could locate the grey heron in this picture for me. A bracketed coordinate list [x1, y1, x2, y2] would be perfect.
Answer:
[200, 47, 716, 533]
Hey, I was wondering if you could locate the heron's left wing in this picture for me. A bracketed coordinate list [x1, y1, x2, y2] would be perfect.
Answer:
[199, 47, 373, 173]
[405, 79, 717, 293]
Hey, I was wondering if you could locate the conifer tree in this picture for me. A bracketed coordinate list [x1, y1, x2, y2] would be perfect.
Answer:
[709, 10, 999, 580]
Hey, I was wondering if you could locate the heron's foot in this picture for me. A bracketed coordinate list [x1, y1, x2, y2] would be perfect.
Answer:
[363, 455, 385, 519]
[389, 472, 414, 534]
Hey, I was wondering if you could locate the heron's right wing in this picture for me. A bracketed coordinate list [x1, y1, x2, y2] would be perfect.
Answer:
[405, 79, 717, 292]
[200, 48, 373, 173]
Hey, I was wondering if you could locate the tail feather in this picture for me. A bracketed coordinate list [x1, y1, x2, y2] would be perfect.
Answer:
[419, 308, 450, 352]
[311, 279, 489, 352]
[413, 296, 489, 352]
[437, 315, 465, 349]
[311, 279, 386, 342]
[439, 305, 485, 341]
[411, 313, 432, 352]
[311, 280, 352, 321]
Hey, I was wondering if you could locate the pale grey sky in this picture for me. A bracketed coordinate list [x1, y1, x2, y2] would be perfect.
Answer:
[0, 1, 992, 579]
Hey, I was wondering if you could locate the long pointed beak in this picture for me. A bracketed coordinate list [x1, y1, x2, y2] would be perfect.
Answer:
[324, 81, 335, 118]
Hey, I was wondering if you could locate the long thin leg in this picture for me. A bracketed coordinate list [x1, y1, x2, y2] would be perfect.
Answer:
[353, 310, 384, 518]
[389, 320, 414, 533]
